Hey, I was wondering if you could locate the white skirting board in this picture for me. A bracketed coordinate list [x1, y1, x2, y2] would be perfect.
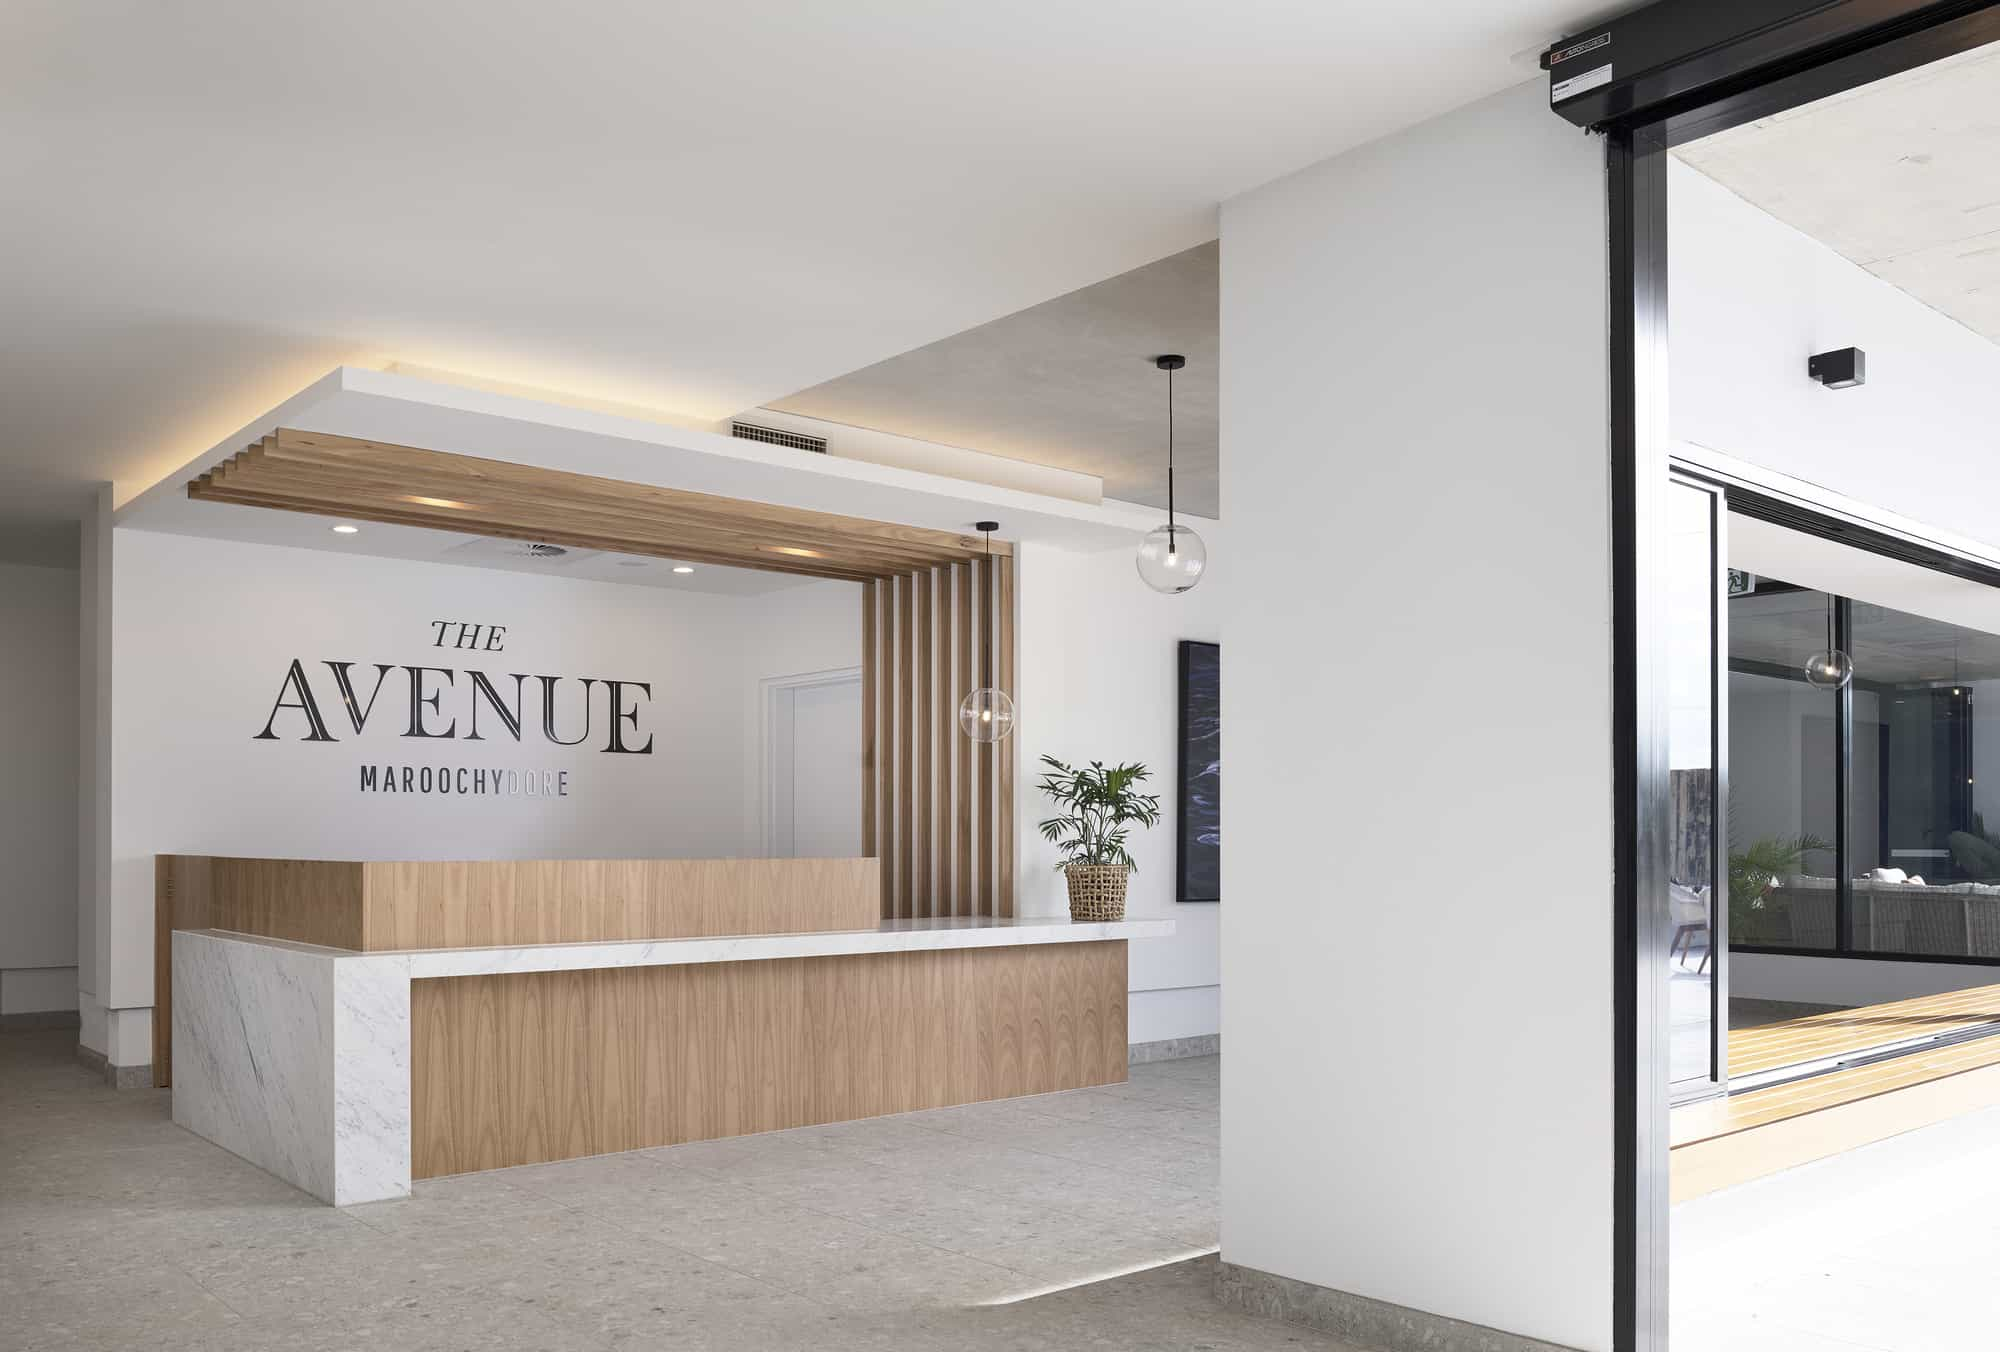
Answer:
[1127, 984, 1219, 1045]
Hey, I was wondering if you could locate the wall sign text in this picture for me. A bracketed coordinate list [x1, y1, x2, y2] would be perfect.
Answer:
[251, 621, 655, 799]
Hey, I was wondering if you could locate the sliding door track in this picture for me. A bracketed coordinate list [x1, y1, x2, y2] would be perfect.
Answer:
[1726, 1018, 2000, 1097]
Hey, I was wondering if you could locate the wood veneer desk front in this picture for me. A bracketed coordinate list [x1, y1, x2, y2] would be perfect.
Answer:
[159, 856, 1169, 1205]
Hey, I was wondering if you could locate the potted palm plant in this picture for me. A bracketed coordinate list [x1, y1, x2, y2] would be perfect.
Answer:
[1035, 755, 1162, 921]
[1728, 832, 1829, 946]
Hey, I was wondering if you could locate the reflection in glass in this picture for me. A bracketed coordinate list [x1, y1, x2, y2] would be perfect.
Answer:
[1803, 648, 1856, 691]
[1667, 483, 1718, 1088]
[1848, 601, 2000, 956]
[1727, 577, 1839, 951]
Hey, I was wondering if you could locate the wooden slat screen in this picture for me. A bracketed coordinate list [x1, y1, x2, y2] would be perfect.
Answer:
[860, 555, 1015, 919]
[976, 555, 994, 918]
[896, 574, 914, 918]
[915, 570, 932, 914]
[860, 580, 877, 856]
[997, 555, 1016, 919]
[956, 563, 973, 914]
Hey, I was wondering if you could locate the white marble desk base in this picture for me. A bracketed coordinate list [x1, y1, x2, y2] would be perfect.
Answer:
[172, 932, 411, 1205]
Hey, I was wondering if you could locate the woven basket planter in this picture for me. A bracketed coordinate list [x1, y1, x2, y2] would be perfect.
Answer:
[1064, 863, 1130, 922]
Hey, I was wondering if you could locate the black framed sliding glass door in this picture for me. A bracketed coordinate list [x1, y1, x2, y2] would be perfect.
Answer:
[1725, 575, 1842, 954]
[1726, 561, 2000, 963]
[1666, 474, 1726, 1100]
[1599, 6, 2000, 1347]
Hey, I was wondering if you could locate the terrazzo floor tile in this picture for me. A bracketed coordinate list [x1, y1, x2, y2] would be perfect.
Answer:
[4, 1258, 243, 1352]
[1, 1027, 1362, 1352]
[343, 1169, 576, 1236]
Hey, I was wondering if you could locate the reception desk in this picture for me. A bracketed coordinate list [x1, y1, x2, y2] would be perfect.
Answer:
[161, 856, 1170, 1205]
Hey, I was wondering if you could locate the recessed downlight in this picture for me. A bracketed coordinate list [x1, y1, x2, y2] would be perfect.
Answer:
[673, 565, 695, 574]
[330, 524, 360, 535]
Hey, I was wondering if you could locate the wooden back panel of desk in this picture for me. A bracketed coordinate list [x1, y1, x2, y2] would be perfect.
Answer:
[154, 855, 881, 1090]
[410, 940, 1129, 1178]
[160, 855, 881, 951]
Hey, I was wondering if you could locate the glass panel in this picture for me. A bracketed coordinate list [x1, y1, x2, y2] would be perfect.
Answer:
[1666, 482, 1718, 1088]
[1848, 600, 2000, 957]
[1726, 576, 1839, 951]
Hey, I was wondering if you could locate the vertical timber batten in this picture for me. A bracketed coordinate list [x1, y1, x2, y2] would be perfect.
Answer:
[860, 552, 1015, 920]
[861, 581, 877, 858]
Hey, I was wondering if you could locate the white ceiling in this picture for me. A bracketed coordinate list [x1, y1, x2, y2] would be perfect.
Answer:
[772, 243, 1219, 516]
[1677, 41, 2000, 345]
[2, 1, 1615, 525]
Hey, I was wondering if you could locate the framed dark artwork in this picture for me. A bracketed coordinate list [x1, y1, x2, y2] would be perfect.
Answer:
[1176, 640, 1220, 904]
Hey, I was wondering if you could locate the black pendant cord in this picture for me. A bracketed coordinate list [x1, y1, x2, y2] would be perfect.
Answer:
[1167, 363, 1177, 546]
[977, 523, 997, 688]
[1155, 354, 1186, 560]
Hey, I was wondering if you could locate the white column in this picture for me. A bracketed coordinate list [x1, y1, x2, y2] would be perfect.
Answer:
[1219, 77, 1613, 1351]
[77, 486, 114, 1057]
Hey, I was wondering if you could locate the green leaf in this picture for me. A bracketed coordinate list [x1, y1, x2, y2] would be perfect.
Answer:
[1035, 755, 1161, 869]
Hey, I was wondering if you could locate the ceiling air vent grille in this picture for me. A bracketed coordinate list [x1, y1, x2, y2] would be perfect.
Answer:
[512, 541, 569, 559]
[731, 422, 827, 455]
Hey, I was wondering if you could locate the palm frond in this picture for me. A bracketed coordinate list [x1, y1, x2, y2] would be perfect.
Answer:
[1035, 755, 1163, 870]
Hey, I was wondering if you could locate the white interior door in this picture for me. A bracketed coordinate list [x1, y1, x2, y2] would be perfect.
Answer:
[767, 674, 862, 857]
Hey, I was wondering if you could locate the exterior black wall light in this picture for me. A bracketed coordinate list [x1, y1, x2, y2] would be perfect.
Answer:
[1808, 347, 1866, 389]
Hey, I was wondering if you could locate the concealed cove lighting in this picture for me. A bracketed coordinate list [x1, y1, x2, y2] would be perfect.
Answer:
[673, 566, 695, 574]
[401, 494, 477, 511]
[329, 524, 360, 535]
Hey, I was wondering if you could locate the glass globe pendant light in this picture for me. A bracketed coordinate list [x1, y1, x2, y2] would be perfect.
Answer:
[1803, 593, 1854, 691]
[959, 521, 1016, 743]
[1136, 354, 1207, 594]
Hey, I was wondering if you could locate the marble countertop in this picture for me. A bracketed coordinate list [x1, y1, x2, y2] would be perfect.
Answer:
[180, 915, 1174, 979]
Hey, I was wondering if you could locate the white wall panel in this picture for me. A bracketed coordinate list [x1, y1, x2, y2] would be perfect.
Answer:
[1219, 77, 1612, 1350]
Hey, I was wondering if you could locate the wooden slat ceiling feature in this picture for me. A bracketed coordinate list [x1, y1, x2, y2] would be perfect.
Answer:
[188, 429, 1011, 582]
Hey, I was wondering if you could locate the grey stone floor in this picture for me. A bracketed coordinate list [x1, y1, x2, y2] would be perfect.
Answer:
[0, 1027, 1351, 1351]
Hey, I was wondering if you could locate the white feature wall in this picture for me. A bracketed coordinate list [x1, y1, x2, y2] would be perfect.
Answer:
[1671, 155, 2000, 553]
[0, 562, 80, 1014]
[95, 528, 858, 1060]
[1220, 78, 1612, 1351]
[1014, 537, 1223, 1046]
